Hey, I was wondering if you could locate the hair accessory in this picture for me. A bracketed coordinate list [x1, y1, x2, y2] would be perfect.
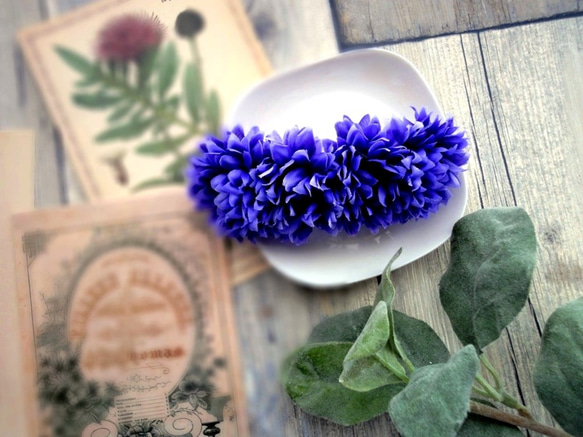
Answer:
[187, 108, 469, 245]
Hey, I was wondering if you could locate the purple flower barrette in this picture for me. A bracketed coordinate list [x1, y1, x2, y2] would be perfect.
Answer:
[187, 108, 469, 245]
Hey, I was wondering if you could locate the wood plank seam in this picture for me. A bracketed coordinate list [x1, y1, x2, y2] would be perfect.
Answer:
[332, 10, 583, 48]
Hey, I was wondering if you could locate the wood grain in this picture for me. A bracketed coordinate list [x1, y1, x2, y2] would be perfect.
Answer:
[331, 0, 581, 46]
[1, 0, 66, 208]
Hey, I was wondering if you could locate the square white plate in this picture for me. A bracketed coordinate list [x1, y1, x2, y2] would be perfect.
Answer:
[227, 49, 467, 288]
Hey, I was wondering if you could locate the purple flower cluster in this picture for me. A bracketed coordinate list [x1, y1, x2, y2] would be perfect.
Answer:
[187, 108, 469, 245]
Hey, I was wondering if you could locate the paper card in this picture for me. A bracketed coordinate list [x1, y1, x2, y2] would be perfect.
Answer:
[18, 0, 270, 199]
[12, 189, 249, 436]
[0, 131, 35, 437]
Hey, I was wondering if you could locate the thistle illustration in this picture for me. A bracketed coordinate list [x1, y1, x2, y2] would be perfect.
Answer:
[56, 9, 221, 190]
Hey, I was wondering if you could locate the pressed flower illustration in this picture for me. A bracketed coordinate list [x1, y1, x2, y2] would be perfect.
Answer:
[56, 9, 221, 190]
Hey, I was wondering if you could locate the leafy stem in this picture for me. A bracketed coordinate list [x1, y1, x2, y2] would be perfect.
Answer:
[479, 354, 502, 390]
[469, 401, 573, 437]
[98, 68, 196, 133]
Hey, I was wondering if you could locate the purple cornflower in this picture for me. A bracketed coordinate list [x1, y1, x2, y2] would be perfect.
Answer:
[187, 125, 273, 242]
[257, 127, 342, 244]
[187, 108, 469, 245]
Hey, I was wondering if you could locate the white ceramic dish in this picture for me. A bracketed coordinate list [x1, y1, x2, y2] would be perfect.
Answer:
[227, 49, 467, 288]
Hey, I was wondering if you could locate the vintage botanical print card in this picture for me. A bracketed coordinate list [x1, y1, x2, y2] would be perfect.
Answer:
[12, 189, 249, 436]
[19, 0, 271, 200]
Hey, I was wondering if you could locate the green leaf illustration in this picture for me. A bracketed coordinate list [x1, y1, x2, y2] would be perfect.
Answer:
[164, 155, 189, 181]
[95, 117, 153, 143]
[72, 92, 122, 109]
[135, 135, 190, 156]
[439, 207, 537, 353]
[282, 342, 405, 426]
[389, 345, 479, 437]
[157, 43, 179, 98]
[55, 46, 96, 76]
[184, 63, 204, 124]
[205, 90, 221, 135]
[138, 47, 159, 87]
[534, 297, 583, 435]
[107, 101, 136, 123]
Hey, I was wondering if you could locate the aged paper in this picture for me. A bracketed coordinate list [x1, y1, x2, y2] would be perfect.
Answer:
[0, 131, 35, 437]
[18, 0, 270, 284]
[12, 189, 249, 436]
[19, 0, 270, 199]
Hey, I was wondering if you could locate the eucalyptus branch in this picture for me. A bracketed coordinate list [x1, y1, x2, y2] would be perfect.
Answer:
[469, 401, 573, 437]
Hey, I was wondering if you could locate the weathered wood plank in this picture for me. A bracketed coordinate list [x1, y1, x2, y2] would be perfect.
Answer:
[1, 0, 66, 208]
[243, 0, 339, 70]
[331, 0, 581, 46]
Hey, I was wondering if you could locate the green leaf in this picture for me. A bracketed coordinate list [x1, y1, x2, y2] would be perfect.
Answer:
[164, 155, 189, 181]
[339, 301, 406, 392]
[458, 411, 523, 436]
[138, 47, 159, 87]
[132, 177, 178, 192]
[205, 90, 221, 135]
[184, 63, 204, 124]
[534, 297, 583, 435]
[157, 43, 179, 98]
[282, 342, 405, 426]
[344, 301, 390, 363]
[389, 345, 479, 437]
[439, 207, 537, 353]
[393, 311, 450, 367]
[339, 351, 404, 392]
[307, 307, 450, 368]
[308, 306, 373, 344]
[95, 118, 153, 143]
[72, 92, 122, 109]
[135, 135, 190, 156]
[55, 46, 95, 76]
[107, 101, 136, 123]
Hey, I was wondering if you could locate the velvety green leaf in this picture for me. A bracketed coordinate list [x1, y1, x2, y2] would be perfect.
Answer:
[205, 90, 221, 135]
[72, 92, 122, 109]
[308, 307, 449, 367]
[95, 118, 153, 143]
[55, 46, 95, 76]
[184, 63, 204, 124]
[135, 135, 190, 156]
[339, 351, 403, 392]
[132, 177, 178, 192]
[393, 311, 450, 367]
[308, 306, 373, 344]
[138, 47, 159, 87]
[282, 342, 405, 426]
[389, 345, 479, 437]
[157, 43, 179, 98]
[344, 301, 390, 363]
[458, 412, 523, 436]
[439, 207, 537, 353]
[534, 297, 583, 435]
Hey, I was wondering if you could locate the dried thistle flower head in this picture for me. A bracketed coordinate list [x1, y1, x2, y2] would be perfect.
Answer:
[175, 9, 205, 38]
[96, 13, 164, 61]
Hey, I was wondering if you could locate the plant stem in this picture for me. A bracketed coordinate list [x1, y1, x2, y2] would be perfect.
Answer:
[469, 401, 573, 437]
[479, 354, 502, 390]
[475, 373, 504, 402]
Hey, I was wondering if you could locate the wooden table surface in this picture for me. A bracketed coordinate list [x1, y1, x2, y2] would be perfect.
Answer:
[3, 1, 583, 436]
